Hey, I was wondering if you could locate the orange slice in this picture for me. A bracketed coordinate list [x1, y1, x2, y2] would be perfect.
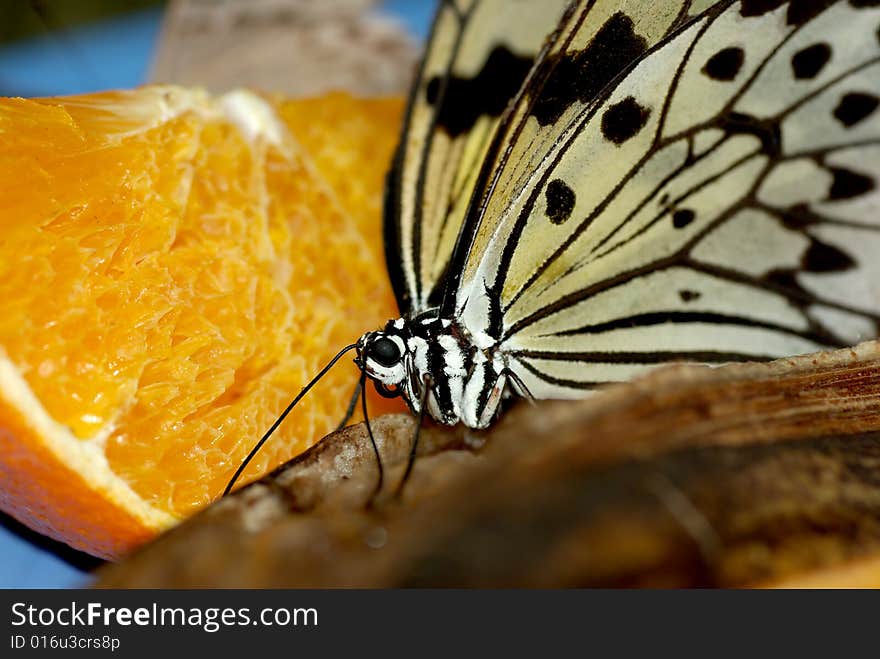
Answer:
[0, 86, 405, 559]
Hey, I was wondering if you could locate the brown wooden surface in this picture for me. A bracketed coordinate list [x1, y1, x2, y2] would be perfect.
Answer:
[95, 342, 880, 587]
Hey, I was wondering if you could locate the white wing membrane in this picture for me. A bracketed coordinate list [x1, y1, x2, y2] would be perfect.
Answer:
[386, 0, 571, 311]
[449, 1, 880, 395]
[456, 0, 702, 306]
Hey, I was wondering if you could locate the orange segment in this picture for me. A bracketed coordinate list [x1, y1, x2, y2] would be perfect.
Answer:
[0, 87, 405, 558]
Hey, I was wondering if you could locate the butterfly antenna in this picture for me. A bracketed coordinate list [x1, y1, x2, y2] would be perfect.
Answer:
[395, 374, 432, 499]
[334, 378, 362, 432]
[361, 370, 385, 504]
[222, 343, 358, 497]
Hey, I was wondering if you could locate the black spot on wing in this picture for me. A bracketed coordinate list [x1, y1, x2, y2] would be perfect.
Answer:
[802, 238, 856, 272]
[791, 43, 831, 80]
[530, 12, 648, 127]
[761, 235, 855, 304]
[717, 111, 781, 156]
[833, 92, 880, 128]
[601, 96, 652, 144]
[777, 203, 825, 230]
[741, 0, 835, 26]
[672, 209, 696, 228]
[786, 0, 837, 25]
[763, 268, 808, 303]
[761, 263, 876, 345]
[702, 47, 745, 81]
[828, 167, 876, 199]
[545, 179, 576, 225]
[739, 0, 787, 18]
[679, 289, 702, 302]
[425, 45, 533, 137]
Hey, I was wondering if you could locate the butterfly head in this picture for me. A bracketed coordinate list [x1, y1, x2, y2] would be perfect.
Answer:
[356, 321, 411, 398]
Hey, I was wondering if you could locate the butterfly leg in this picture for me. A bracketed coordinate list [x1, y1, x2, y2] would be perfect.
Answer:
[361, 370, 384, 507]
[504, 368, 536, 404]
[395, 373, 433, 499]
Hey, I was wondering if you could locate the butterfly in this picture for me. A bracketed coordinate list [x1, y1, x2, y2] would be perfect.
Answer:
[225, 0, 880, 495]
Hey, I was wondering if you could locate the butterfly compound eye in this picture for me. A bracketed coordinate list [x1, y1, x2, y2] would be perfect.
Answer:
[369, 336, 402, 367]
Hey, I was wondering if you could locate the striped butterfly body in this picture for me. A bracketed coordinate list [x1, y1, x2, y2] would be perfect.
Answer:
[356, 0, 880, 429]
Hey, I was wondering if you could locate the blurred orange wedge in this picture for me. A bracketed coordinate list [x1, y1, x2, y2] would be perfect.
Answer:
[0, 86, 405, 559]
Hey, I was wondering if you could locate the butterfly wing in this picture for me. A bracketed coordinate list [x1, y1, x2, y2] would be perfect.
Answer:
[385, 0, 589, 313]
[450, 0, 880, 396]
[437, 0, 712, 309]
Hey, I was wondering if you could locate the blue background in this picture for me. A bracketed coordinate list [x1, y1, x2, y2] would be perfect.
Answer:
[0, 1, 432, 588]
